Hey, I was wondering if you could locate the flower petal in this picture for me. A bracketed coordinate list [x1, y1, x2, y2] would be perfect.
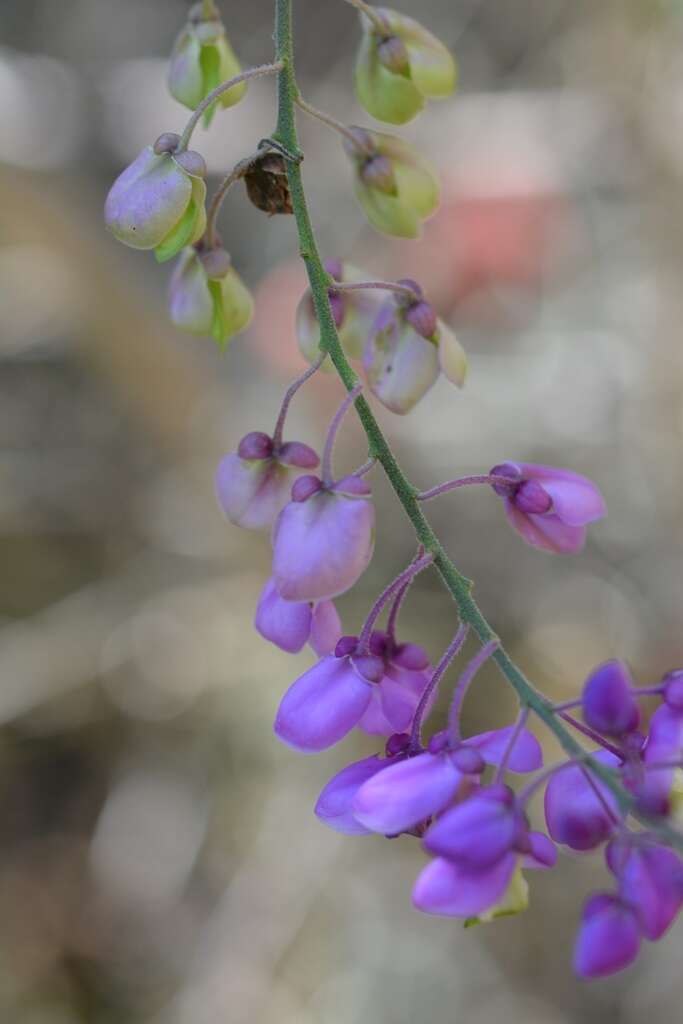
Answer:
[274, 656, 372, 753]
[315, 755, 386, 835]
[254, 578, 312, 654]
[353, 751, 460, 835]
[413, 853, 516, 917]
[573, 894, 640, 979]
[423, 787, 517, 867]
[466, 725, 543, 773]
[504, 500, 587, 554]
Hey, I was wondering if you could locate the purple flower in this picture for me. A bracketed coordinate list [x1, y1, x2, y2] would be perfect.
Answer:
[413, 786, 556, 918]
[273, 640, 385, 753]
[356, 631, 433, 736]
[363, 284, 466, 414]
[582, 660, 639, 737]
[272, 474, 375, 601]
[607, 837, 683, 941]
[489, 461, 606, 554]
[544, 751, 620, 851]
[216, 431, 319, 531]
[628, 703, 683, 816]
[352, 724, 542, 835]
[573, 893, 641, 979]
[315, 753, 395, 835]
[254, 577, 341, 655]
[274, 633, 436, 753]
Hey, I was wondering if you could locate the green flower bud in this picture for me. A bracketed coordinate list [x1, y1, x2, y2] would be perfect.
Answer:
[345, 129, 439, 239]
[168, 2, 246, 126]
[355, 7, 457, 125]
[104, 143, 207, 263]
[168, 246, 254, 348]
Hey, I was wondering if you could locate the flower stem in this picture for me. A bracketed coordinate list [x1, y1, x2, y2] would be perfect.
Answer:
[329, 279, 420, 301]
[557, 712, 624, 759]
[178, 63, 283, 152]
[386, 545, 425, 642]
[295, 95, 371, 152]
[448, 640, 499, 743]
[495, 707, 530, 782]
[410, 625, 469, 751]
[358, 553, 434, 652]
[205, 149, 264, 249]
[271, 0, 683, 854]
[271, 352, 326, 449]
[321, 384, 363, 486]
[342, 0, 389, 35]
[417, 474, 517, 502]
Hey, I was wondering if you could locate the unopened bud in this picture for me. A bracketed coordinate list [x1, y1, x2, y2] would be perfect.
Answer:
[513, 480, 552, 515]
[200, 246, 232, 279]
[489, 462, 523, 497]
[291, 474, 324, 503]
[153, 132, 181, 155]
[376, 34, 410, 76]
[277, 441, 320, 469]
[335, 635, 360, 659]
[405, 300, 438, 340]
[238, 431, 273, 461]
[174, 150, 207, 178]
[360, 154, 397, 195]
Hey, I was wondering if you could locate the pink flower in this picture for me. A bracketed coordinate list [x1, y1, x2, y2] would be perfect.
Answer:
[490, 461, 606, 554]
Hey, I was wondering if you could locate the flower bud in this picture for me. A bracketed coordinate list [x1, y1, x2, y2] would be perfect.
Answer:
[168, 246, 253, 346]
[363, 297, 440, 414]
[168, 3, 246, 125]
[405, 300, 437, 340]
[238, 431, 273, 460]
[296, 260, 383, 368]
[513, 480, 552, 515]
[345, 129, 439, 238]
[582, 660, 639, 737]
[291, 475, 323, 502]
[354, 7, 457, 125]
[105, 145, 207, 262]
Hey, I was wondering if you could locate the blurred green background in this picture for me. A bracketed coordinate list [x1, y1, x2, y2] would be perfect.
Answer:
[1, 0, 683, 1020]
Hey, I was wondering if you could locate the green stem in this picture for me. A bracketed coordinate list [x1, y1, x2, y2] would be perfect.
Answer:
[271, 0, 683, 854]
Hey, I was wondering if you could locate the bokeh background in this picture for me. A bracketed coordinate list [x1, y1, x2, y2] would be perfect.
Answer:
[1, 0, 683, 1020]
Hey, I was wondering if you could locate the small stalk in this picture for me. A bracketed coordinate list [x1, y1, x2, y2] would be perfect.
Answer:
[329, 279, 421, 302]
[410, 625, 470, 751]
[295, 95, 372, 152]
[178, 63, 283, 152]
[448, 640, 500, 743]
[271, 352, 326, 449]
[205, 150, 264, 249]
[418, 474, 517, 502]
[494, 707, 530, 782]
[342, 0, 389, 35]
[357, 554, 434, 652]
[321, 383, 363, 486]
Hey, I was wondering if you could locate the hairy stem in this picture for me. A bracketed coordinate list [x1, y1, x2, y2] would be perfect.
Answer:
[272, 0, 683, 853]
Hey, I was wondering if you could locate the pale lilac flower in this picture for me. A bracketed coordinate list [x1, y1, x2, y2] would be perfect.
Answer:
[356, 631, 433, 736]
[296, 260, 382, 367]
[607, 837, 683, 941]
[215, 431, 319, 531]
[272, 474, 375, 601]
[254, 577, 341, 655]
[490, 461, 606, 554]
[364, 282, 466, 414]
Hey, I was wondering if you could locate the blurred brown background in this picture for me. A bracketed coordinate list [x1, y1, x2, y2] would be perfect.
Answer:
[1, 0, 683, 1020]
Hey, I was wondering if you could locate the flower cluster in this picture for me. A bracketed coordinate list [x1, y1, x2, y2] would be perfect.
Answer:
[104, 0, 683, 981]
